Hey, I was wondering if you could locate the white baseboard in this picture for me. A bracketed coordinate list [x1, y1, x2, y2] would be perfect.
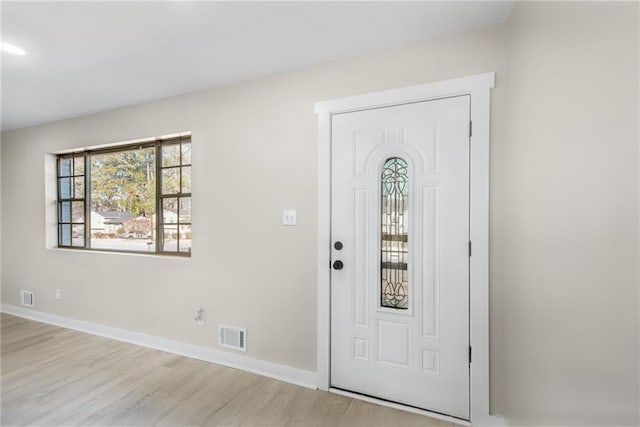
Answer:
[1, 304, 318, 390]
[489, 414, 509, 426]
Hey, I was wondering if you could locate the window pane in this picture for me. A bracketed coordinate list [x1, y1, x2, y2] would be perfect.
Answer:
[181, 142, 191, 165]
[59, 202, 71, 223]
[74, 177, 84, 199]
[72, 225, 84, 247]
[162, 225, 178, 251]
[381, 157, 409, 310]
[163, 198, 178, 223]
[74, 156, 85, 175]
[72, 201, 84, 222]
[161, 167, 180, 194]
[59, 158, 72, 177]
[181, 166, 191, 193]
[162, 143, 180, 167]
[179, 224, 192, 253]
[179, 197, 191, 223]
[90, 147, 156, 252]
[60, 224, 71, 246]
[59, 178, 71, 199]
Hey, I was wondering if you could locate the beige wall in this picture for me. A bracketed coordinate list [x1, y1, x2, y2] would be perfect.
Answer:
[503, 2, 639, 425]
[1, 2, 638, 424]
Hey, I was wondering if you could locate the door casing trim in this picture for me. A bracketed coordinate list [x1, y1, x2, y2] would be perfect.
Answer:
[315, 72, 495, 425]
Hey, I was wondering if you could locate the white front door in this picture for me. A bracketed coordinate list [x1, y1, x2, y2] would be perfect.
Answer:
[330, 95, 471, 419]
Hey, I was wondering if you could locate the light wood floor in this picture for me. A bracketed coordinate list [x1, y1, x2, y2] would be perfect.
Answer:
[1, 314, 453, 426]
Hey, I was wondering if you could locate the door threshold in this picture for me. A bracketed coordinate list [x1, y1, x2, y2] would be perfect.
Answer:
[329, 387, 470, 426]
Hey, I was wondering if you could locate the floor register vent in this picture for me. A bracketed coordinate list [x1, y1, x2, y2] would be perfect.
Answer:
[20, 290, 34, 307]
[218, 324, 247, 352]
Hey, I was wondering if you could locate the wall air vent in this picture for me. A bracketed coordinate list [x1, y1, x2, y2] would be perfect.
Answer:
[20, 290, 34, 307]
[218, 324, 247, 352]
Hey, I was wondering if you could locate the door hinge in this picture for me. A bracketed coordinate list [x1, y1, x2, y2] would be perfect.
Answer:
[469, 121, 473, 138]
[468, 241, 472, 257]
[469, 346, 472, 364]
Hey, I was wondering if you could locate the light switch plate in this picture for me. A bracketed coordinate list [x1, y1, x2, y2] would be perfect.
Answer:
[282, 209, 297, 226]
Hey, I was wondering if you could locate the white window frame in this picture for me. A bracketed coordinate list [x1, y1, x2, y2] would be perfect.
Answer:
[315, 73, 498, 426]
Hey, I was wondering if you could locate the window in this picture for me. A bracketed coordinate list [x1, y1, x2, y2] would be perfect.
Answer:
[56, 133, 192, 256]
[57, 154, 86, 247]
[159, 138, 192, 253]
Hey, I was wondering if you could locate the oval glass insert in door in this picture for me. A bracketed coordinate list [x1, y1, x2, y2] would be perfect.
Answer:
[381, 157, 409, 309]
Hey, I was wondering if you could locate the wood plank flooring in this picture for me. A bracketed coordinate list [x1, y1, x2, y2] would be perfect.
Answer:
[1, 314, 453, 426]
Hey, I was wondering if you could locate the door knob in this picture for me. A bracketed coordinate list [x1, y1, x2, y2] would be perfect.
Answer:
[333, 260, 344, 270]
[334, 241, 343, 250]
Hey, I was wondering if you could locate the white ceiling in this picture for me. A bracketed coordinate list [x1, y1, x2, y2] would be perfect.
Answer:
[1, 1, 513, 131]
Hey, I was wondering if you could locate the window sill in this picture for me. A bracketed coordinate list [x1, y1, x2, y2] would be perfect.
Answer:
[47, 247, 191, 260]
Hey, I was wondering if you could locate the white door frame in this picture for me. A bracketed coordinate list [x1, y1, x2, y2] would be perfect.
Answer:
[315, 73, 496, 425]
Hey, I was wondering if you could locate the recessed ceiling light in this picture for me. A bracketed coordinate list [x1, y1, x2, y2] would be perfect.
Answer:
[1, 42, 26, 56]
